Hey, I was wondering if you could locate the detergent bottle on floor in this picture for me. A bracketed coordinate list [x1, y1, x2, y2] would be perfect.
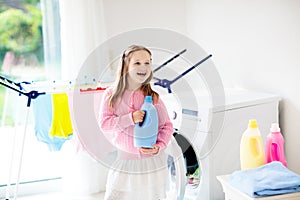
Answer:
[134, 96, 158, 148]
[265, 123, 287, 167]
[240, 119, 265, 170]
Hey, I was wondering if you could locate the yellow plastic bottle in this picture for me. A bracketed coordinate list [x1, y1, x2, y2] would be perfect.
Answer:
[240, 119, 266, 170]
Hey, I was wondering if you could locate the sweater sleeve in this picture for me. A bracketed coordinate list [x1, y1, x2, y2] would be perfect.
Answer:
[99, 88, 135, 134]
[155, 97, 174, 151]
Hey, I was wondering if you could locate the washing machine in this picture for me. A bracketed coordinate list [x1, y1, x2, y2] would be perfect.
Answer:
[159, 88, 281, 200]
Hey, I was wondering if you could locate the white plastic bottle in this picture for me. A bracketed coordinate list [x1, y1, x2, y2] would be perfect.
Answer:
[240, 119, 266, 170]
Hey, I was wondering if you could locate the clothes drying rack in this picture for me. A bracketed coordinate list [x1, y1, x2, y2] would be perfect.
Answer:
[0, 75, 106, 200]
[0, 75, 45, 200]
[0, 49, 212, 200]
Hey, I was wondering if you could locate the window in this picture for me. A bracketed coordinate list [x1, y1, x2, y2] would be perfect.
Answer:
[0, 0, 63, 198]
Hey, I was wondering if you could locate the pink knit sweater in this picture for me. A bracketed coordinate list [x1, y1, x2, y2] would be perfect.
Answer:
[99, 87, 173, 159]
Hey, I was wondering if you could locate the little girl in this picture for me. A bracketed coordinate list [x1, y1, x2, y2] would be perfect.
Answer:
[99, 45, 173, 200]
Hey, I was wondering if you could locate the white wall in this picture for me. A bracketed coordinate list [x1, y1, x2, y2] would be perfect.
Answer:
[60, 0, 187, 80]
[102, 0, 187, 36]
[185, 0, 300, 174]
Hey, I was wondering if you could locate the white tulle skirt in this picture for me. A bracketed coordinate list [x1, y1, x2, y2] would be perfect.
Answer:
[104, 153, 169, 200]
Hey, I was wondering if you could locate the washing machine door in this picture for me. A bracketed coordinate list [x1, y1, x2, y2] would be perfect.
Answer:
[165, 136, 187, 200]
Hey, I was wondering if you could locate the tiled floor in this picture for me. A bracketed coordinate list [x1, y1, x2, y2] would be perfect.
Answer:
[14, 183, 189, 200]
[17, 192, 105, 200]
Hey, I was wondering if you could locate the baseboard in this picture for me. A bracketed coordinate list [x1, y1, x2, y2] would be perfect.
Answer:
[0, 177, 62, 199]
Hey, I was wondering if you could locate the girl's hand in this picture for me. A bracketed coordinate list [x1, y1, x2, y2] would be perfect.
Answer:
[139, 144, 160, 155]
[132, 110, 145, 124]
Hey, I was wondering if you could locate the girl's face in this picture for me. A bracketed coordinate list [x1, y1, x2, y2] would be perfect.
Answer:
[126, 50, 152, 89]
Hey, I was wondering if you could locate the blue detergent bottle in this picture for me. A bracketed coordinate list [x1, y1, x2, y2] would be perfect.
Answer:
[134, 95, 158, 148]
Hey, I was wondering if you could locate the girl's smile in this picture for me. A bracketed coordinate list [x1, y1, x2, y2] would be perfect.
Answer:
[136, 72, 147, 76]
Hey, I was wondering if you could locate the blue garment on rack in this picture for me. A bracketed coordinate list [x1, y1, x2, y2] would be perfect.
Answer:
[229, 161, 300, 197]
[32, 94, 70, 151]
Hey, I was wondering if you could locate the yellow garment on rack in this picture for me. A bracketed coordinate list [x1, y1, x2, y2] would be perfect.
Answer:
[50, 93, 73, 138]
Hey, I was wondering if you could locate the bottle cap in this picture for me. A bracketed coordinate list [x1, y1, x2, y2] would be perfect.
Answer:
[248, 119, 258, 128]
[144, 95, 152, 103]
[270, 123, 280, 132]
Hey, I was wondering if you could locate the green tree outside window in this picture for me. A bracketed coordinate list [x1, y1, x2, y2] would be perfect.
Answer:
[0, 0, 43, 72]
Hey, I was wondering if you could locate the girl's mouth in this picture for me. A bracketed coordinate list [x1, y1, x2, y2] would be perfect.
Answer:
[137, 72, 147, 76]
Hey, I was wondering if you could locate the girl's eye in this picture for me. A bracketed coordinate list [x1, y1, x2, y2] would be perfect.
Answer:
[133, 61, 150, 66]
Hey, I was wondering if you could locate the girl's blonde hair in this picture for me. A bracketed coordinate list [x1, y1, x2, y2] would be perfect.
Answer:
[109, 45, 159, 108]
